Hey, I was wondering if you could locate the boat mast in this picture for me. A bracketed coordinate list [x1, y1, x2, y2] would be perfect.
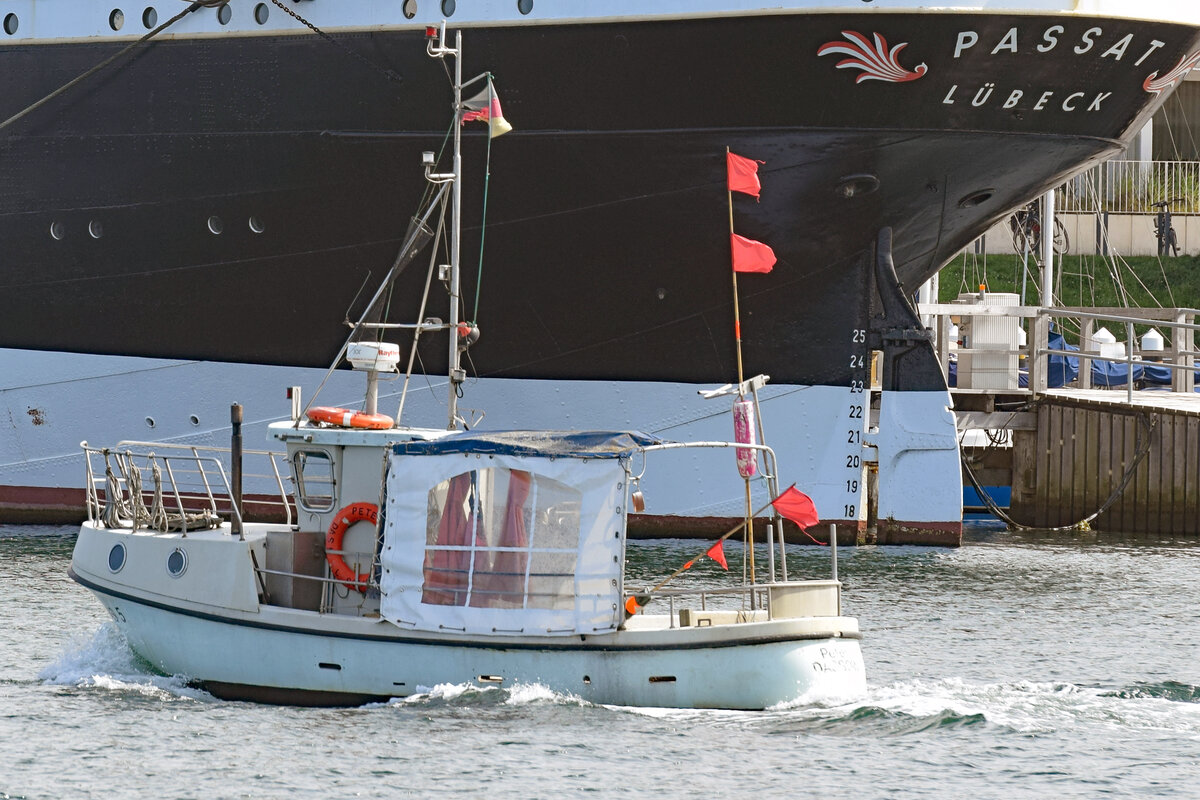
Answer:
[447, 28, 465, 431]
[427, 25, 489, 431]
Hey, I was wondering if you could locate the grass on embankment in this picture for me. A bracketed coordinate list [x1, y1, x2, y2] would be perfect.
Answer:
[938, 253, 1200, 310]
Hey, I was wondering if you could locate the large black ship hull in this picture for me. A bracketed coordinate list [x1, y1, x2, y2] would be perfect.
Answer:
[1, 11, 1198, 389]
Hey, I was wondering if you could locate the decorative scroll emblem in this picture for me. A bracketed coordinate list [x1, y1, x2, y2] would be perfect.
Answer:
[818, 31, 927, 84]
[1144, 51, 1200, 95]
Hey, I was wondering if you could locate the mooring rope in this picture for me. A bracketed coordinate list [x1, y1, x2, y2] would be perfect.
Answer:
[962, 407, 1157, 532]
[0, 0, 215, 135]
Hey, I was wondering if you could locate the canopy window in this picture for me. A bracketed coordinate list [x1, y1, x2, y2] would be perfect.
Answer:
[380, 436, 635, 636]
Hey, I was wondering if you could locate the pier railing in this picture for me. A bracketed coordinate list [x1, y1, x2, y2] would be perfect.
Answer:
[919, 303, 1198, 399]
[1058, 160, 1200, 214]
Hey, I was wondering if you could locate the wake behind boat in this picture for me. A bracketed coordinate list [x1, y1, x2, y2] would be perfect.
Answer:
[67, 28, 866, 709]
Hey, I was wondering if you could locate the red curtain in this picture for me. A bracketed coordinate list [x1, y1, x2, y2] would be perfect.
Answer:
[422, 473, 479, 606]
[470, 470, 532, 608]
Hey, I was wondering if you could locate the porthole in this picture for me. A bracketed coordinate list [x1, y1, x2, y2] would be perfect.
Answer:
[142, 7, 157, 29]
[217, 4, 231, 25]
[3, 14, 18, 36]
[248, 216, 265, 234]
[109, 10, 125, 31]
[145, 416, 156, 428]
[50, 221, 66, 241]
[402, 0, 417, 20]
[88, 220, 104, 239]
[517, 0, 533, 14]
[166, 547, 188, 578]
[108, 543, 127, 573]
[254, 3, 269, 24]
[835, 173, 880, 199]
[441, 0, 455, 16]
[189, 414, 200, 426]
[958, 189, 995, 209]
[207, 215, 224, 235]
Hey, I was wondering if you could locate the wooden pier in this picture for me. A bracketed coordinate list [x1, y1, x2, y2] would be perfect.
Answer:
[933, 303, 1200, 535]
[958, 389, 1200, 534]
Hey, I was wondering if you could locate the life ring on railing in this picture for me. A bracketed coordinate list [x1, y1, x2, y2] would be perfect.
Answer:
[325, 502, 377, 593]
[306, 406, 394, 430]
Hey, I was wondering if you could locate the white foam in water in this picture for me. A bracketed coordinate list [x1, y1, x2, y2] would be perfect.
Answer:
[38, 623, 208, 702]
[806, 677, 1200, 737]
[504, 682, 584, 706]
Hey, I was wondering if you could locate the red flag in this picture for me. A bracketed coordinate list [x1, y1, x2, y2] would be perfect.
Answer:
[705, 540, 729, 570]
[731, 233, 776, 274]
[727, 152, 763, 198]
[773, 487, 819, 529]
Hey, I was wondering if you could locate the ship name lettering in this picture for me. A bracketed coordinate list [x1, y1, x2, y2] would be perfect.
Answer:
[943, 83, 1116, 114]
[953, 26, 1165, 66]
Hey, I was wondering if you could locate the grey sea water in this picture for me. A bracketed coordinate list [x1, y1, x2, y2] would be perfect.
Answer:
[2, 523, 1199, 799]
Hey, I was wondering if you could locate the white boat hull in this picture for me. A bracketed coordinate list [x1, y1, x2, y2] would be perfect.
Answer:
[71, 524, 866, 710]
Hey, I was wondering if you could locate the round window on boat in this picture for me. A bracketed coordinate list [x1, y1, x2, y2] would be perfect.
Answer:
[958, 189, 995, 209]
[109, 10, 125, 31]
[835, 173, 880, 199]
[217, 4, 231, 25]
[108, 543, 127, 573]
[189, 414, 200, 426]
[517, 0, 533, 14]
[402, 0, 417, 20]
[50, 221, 66, 241]
[248, 216, 265, 234]
[441, 0, 455, 17]
[3, 14, 18, 36]
[207, 215, 224, 235]
[88, 220, 104, 239]
[142, 7, 157, 29]
[145, 416, 156, 428]
[166, 547, 188, 578]
[254, 3, 269, 24]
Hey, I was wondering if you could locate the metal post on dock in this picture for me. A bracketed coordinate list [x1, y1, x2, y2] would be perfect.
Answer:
[1041, 189, 1056, 307]
[231, 403, 243, 540]
[829, 523, 838, 583]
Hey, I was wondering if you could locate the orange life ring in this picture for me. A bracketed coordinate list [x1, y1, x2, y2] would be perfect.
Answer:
[306, 406, 394, 430]
[325, 502, 378, 593]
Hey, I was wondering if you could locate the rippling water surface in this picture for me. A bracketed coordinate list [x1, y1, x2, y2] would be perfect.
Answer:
[3, 524, 1199, 799]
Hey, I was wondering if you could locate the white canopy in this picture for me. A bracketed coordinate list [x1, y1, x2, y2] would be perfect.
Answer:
[378, 445, 627, 636]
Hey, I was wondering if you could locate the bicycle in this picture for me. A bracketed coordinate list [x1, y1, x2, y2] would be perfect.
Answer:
[1151, 197, 1181, 257]
[1009, 200, 1069, 256]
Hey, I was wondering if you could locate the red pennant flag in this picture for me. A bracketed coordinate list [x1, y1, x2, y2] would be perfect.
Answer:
[705, 540, 729, 570]
[731, 233, 776, 274]
[727, 152, 763, 198]
[772, 487, 819, 529]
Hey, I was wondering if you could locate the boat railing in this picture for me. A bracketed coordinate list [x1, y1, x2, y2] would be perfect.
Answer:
[625, 580, 842, 627]
[115, 440, 295, 526]
[81, 441, 295, 532]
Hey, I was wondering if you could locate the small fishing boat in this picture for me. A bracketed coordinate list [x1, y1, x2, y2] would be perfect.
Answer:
[68, 27, 865, 709]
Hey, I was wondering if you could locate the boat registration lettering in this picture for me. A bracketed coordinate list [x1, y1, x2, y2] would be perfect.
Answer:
[811, 646, 860, 674]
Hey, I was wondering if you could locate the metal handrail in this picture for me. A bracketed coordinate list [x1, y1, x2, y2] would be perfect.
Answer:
[81, 443, 246, 534]
[114, 439, 295, 525]
[919, 302, 1197, 396]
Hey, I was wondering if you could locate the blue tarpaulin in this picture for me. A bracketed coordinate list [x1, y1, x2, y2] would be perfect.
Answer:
[393, 430, 662, 459]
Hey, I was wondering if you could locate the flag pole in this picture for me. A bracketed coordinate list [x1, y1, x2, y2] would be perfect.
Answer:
[726, 147, 755, 590]
[726, 147, 746, 389]
[644, 489, 791, 596]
